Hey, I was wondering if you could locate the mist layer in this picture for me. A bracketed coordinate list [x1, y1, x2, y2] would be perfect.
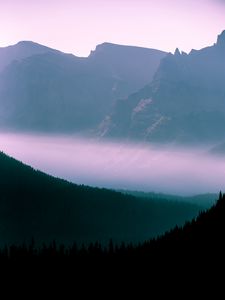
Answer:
[0, 133, 224, 195]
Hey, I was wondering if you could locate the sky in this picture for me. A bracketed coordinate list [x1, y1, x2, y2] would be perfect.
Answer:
[0, 0, 225, 56]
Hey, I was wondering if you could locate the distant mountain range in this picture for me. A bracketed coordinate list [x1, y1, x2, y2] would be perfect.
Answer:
[1, 31, 225, 144]
[0, 151, 203, 246]
[99, 30, 225, 144]
[0, 41, 166, 132]
[0, 41, 59, 73]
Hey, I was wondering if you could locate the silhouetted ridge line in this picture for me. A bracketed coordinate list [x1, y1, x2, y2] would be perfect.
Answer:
[0, 151, 201, 246]
[0, 193, 224, 266]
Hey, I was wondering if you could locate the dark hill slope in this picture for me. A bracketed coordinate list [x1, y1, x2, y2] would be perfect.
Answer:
[0, 151, 201, 246]
[131, 193, 225, 269]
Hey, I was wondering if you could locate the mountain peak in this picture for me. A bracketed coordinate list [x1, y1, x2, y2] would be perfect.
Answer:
[89, 42, 165, 58]
[15, 40, 55, 51]
[174, 48, 181, 56]
[0, 40, 58, 72]
[89, 42, 117, 57]
[216, 30, 225, 47]
[16, 40, 37, 45]
[90, 42, 132, 55]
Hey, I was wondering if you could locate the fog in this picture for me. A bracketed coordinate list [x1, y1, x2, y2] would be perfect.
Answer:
[0, 133, 225, 195]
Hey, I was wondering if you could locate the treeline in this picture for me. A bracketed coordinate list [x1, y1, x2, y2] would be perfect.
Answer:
[0, 151, 202, 246]
[1, 192, 224, 266]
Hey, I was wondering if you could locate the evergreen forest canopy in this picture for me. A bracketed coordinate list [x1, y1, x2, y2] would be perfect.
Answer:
[0, 149, 223, 271]
[0, 151, 204, 247]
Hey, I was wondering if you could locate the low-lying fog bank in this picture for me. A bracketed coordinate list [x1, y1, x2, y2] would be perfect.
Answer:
[0, 133, 224, 195]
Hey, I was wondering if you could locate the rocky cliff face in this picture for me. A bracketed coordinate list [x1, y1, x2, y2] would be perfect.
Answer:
[99, 31, 225, 144]
[0, 41, 166, 132]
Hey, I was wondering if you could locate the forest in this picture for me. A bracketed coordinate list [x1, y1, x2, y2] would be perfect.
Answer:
[0, 151, 204, 246]
[0, 151, 223, 274]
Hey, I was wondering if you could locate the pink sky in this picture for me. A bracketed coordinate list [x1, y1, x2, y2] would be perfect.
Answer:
[0, 0, 225, 56]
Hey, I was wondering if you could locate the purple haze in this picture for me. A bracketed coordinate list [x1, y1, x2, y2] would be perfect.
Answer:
[0, 133, 225, 195]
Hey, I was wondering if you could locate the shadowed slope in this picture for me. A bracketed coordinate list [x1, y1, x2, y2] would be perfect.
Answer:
[0, 151, 201, 246]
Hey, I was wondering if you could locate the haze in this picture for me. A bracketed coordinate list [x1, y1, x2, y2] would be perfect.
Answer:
[1, 0, 225, 56]
[0, 133, 224, 195]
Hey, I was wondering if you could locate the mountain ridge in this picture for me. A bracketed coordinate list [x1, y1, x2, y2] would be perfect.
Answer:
[0, 150, 203, 246]
[99, 30, 225, 144]
[0, 40, 60, 72]
[0, 40, 166, 132]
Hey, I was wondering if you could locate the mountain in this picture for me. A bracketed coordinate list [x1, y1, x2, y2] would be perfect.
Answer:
[119, 190, 216, 208]
[88, 43, 165, 92]
[99, 30, 225, 144]
[0, 41, 166, 132]
[0, 41, 58, 72]
[0, 151, 202, 246]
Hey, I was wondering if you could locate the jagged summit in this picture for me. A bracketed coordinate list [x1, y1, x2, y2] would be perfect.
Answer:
[100, 30, 225, 143]
[216, 30, 225, 47]
[174, 48, 181, 56]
